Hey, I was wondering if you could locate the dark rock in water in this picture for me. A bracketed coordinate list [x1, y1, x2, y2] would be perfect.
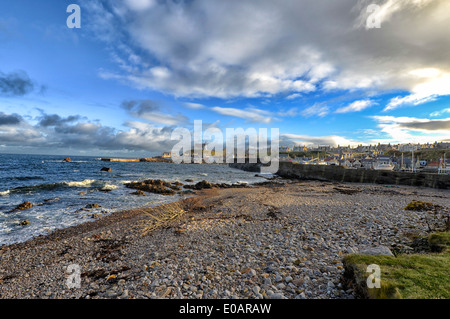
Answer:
[100, 167, 112, 172]
[168, 185, 182, 191]
[185, 179, 194, 183]
[125, 179, 176, 195]
[19, 220, 30, 226]
[78, 192, 87, 195]
[194, 180, 214, 190]
[63, 157, 72, 162]
[15, 201, 33, 211]
[131, 190, 146, 196]
[172, 181, 184, 186]
[86, 203, 101, 209]
[43, 197, 60, 203]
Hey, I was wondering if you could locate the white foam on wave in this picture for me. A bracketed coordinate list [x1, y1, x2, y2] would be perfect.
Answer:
[100, 184, 119, 191]
[0, 190, 10, 196]
[64, 179, 97, 187]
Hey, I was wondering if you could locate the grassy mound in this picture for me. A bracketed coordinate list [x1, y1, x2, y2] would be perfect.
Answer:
[343, 232, 450, 299]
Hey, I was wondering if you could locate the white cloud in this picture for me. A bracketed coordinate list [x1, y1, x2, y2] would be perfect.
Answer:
[286, 93, 301, 100]
[335, 99, 374, 113]
[430, 108, 450, 117]
[301, 104, 330, 118]
[384, 70, 450, 111]
[282, 133, 359, 147]
[82, 0, 450, 108]
[370, 115, 450, 144]
[210, 106, 277, 124]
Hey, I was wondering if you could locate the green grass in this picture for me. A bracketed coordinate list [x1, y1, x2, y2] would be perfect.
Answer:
[343, 232, 450, 299]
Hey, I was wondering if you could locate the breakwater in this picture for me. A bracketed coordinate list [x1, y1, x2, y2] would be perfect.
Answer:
[230, 162, 450, 189]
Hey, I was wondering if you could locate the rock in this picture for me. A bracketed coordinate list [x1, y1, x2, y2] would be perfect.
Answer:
[125, 179, 176, 196]
[194, 180, 214, 190]
[248, 268, 257, 277]
[292, 278, 304, 287]
[185, 179, 194, 182]
[19, 220, 30, 226]
[100, 167, 112, 172]
[269, 292, 285, 299]
[63, 157, 72, 162]
[357, 245, 394, 256]
[86, 203, 101, 209]
[131, 190, 146, 196]
[15, 201, 33, 211]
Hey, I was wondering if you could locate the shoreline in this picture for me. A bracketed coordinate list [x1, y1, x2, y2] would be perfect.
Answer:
[0, 180, 448, 299]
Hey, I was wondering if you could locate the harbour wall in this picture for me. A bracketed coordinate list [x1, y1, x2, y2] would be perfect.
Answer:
[230, 162, 450, 189]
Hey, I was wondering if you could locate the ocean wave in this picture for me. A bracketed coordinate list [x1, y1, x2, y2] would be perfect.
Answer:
[8, 179, 102, 194]
[99, 184, 118, 191]
[0, 190, 10, 196]
[64, 179, 98, 187]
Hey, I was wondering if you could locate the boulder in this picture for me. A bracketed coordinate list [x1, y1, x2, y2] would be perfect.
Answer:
[19, 220, 30, 226]
[356, 245, 394, 256]
[100, 167, 112, 172]
[63, 157, 72, 162]
[125, 179, 176, 195]
[15, 201, 33, 210]
[194, 180, 214, 190]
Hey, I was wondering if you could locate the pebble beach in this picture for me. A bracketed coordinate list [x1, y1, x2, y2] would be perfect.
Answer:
[0, 179, 448, 299]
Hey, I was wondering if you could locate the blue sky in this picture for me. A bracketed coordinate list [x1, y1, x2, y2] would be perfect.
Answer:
[1, 0, 449, 156]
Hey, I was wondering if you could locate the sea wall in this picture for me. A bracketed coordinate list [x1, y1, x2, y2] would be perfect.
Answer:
[230, 162, 450, 189]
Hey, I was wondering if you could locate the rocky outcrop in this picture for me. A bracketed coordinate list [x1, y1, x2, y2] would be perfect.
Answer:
[100, 167, 112, 172]
[63, 157, 72, 162]
[14, 201, 33, 211]
[125, 179, 177, 196]
[126, 179, 250, 195]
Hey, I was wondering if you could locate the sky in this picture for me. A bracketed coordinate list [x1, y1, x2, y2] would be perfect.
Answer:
[0, 0, 450, 157]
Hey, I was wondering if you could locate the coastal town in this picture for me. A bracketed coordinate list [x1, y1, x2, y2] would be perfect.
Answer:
[100, 141, 450, 174]
[278, 141, 450, 174]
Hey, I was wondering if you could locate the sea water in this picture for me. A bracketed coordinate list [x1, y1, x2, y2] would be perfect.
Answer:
[0, 153, 267, 245]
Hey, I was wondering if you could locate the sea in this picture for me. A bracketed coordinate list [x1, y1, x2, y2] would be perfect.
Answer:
[0, 153, 268, 246]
